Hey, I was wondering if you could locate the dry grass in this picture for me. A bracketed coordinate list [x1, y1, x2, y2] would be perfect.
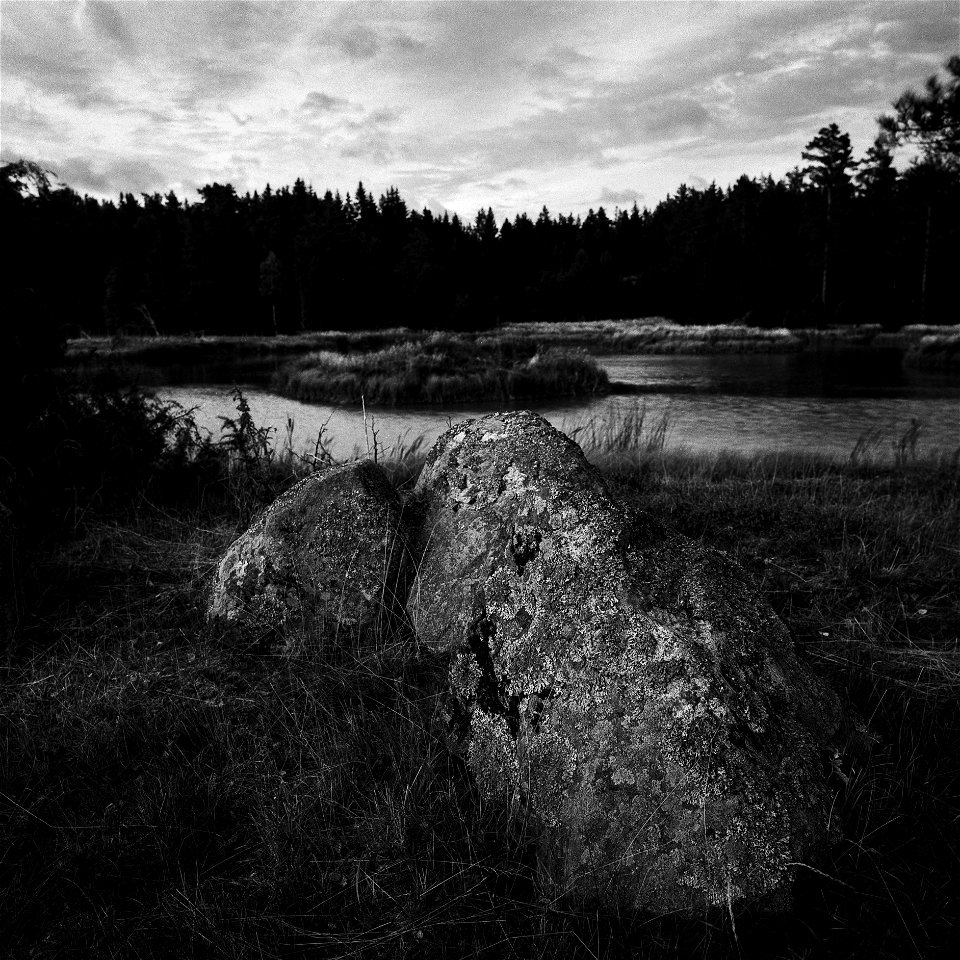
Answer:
[496, 319, 806, 354]
[66, 322, 960, 371]
[66, 330, 422, 364]
[2, 419, 959, 958]
[497, 320, 960, 355]
[272, 335, 609, 405]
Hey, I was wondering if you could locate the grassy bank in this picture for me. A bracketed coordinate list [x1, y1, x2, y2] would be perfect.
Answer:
[498, 318, 806, 353]
[497, 319, 960, 354]
[272, 336, 609, 405]
[66, 321, 960, 371]
[2, 395, 959, 958]
[66, 329, 420, 367]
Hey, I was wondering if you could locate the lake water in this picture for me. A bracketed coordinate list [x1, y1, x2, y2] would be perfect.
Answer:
[153, 352, 960, 462]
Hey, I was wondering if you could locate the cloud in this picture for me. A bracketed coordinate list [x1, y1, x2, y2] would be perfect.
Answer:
[638, 96, 713, 139]
[0, 8, 105, 107]
[0, 96, 56, 138]
[84, 1, 138, 58]
[599, 187, 644, 206]
[53, 155, 167, 196]
[301, 91, 353, 115]
[389, 31, 425, 55]
[53, 156, 113, 193]
[336, 24, 380, 61]
[529, 44, 592, 84]
[477, 176, 529, 192]
[877, 10, 960, 52]
[368, 108, 399, 125]
[173, 55, 265, 110]
[442, 85, 715, 183]
[333, 107, 403, 160]
[312, 19, 425, 65]
[226, 107, 253, 127]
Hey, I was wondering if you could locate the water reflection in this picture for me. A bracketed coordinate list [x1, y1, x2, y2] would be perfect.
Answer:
[127, 349, 960, 400]
[599, 352, 960, 398]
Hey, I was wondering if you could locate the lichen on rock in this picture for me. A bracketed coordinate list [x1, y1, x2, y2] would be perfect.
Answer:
[208, 460, 411, 645]
[408, 409, 844, 914]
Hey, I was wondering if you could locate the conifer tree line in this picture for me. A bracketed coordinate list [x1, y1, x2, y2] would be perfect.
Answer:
[4, 57, 958, 340]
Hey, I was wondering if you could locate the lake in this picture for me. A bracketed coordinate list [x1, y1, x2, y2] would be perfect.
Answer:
[152, 352, 960, 462]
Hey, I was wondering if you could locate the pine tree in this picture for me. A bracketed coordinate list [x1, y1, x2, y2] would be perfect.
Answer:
[878, 56, 960, 319]
[802, 123, 856, 313]
[879, 55, 960, 173]
[855, 137, 898, 196]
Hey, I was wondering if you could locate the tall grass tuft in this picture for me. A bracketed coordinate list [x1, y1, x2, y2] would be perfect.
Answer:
[567, 400, 671, 455]
[903, 331, 960, 370]
[273, 334, 610, 405]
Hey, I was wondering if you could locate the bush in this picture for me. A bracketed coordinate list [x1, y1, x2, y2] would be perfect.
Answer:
[0, 366, 305, 656]
[2, 371, 204, 538]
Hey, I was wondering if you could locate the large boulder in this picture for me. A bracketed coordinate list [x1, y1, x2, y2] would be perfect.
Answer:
[209, 460, 411, 643]
[408, 410, 843, 913]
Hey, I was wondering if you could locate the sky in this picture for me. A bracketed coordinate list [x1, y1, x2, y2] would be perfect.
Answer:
[1, 1, 958, 219]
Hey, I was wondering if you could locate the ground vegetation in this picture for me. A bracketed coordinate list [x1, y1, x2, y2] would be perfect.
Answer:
[2, 372, 958, 958]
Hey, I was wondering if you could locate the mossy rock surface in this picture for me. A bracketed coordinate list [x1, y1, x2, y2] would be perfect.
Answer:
[208, 461, 411, 644]
[409, 410, 844, 914]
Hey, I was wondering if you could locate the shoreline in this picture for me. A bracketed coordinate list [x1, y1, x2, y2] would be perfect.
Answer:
[65, 320, 960, 368]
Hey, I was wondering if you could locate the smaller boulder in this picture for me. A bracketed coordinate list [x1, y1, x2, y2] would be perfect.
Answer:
[208, 461, 410, 643]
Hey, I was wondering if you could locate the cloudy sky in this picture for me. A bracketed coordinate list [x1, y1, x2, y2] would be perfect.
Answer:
[1, 1, 957, 217]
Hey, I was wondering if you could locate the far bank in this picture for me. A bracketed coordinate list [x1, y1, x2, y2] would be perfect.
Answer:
[66, 319, 960, 372]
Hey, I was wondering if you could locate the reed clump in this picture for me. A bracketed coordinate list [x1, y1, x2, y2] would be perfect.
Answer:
[272, 334, 609, 405]
[496, 318, 807, 353]
[903, 331, 960, 370]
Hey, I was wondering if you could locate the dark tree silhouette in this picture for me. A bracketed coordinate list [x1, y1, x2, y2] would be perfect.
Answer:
[3, 67, 959, 341]
[879, 56, 960, 318]
[856, 137, 898, 196]
[879, 55, 960, 172]
[802, 123, 857, 315]
[259, 251, 283, 334]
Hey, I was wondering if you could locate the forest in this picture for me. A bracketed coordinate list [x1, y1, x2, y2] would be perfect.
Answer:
[3, 57, 959, 347]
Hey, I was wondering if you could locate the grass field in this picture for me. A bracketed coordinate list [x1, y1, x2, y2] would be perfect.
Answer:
[2, 403, 958, 958]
